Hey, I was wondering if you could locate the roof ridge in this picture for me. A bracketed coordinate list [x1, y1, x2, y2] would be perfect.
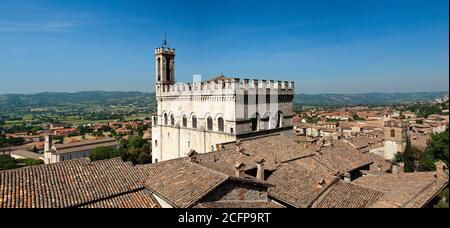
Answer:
[401, 175, 439, 208]
[0, 157, 90, 174]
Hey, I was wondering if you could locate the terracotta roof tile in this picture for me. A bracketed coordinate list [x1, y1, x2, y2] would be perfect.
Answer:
[314, 181, 384, 208]
[144, 160, 229, 208]
[194, 201, 284, 208]
[267, 162, 338, 208]
[81, 189, 160, 208]
[0, 158, 144, 208]
[353, 172, 449, 208]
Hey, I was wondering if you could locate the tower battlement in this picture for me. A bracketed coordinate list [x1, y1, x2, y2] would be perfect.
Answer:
[384, 120, 406, 128]
[157, 78, 295, 96]
[155, 47, 175, 55]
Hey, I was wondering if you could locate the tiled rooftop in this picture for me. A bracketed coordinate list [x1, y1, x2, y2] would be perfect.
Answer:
[353, 171, 448, 208]
[0, 158, 145, 208]
[314, 181, 384, 208]
[313, 140, 373, 174]
[194, 201, 284, 208]
[267, 162, 338, 208]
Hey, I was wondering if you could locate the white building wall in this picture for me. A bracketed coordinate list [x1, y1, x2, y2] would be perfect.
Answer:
[383, 140, 405, 160]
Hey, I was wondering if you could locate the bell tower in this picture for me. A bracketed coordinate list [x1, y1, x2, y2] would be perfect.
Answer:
[155, 33, 175, 94]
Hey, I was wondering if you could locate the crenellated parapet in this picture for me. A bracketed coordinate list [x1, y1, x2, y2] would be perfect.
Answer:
[157, 78, 295, 97]
[384, 120, 406, 128]
[155, 47, 175, 55]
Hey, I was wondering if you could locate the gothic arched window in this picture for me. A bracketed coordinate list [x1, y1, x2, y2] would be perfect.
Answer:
[207, 116, 213, 131]
[164, 113, 168, 125]
[251, 113, 260, 131]
[218, 117, 224, 132]
[192, 115, 198, 129]
[182, 115, 187, 128]
[275, 111, 283, 128]
[170, 114, 175, 126]
[157, 58, 161, 82]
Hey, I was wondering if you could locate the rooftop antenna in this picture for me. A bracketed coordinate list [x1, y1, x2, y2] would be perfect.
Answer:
[162, 32, 168, 47]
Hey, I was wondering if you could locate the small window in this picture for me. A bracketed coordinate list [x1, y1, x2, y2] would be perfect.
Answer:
[182, 115, 187, 128]
[170, 114, 175, 126]
[218, 117, 224, 132]
[192, 116, 198, 128]
[207, 116, 213, 131]
[276, 111, 283, 128]
[230, 128, 234, 134]
[391, 129, 395, 138]
[251, 113, 260, 131]
[155, 140, 158, 147]
[164, 113, 168, 125]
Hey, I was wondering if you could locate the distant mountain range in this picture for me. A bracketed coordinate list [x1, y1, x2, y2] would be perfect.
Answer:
[0, 91, 448, 113]
[294, 91, 449, 106]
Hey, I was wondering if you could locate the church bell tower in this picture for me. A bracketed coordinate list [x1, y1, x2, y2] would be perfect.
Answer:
[155, 34, 175, 95]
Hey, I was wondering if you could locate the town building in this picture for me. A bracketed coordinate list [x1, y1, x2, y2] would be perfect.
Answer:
[151, 39, 294, 163]
[1, 134, 447, 208]
[383, 121, 407, 160]
[43, 135, 119, 164]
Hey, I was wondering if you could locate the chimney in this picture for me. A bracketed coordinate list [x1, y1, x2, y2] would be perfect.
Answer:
[215, 144, 223, 151]
[235, 140, 242, 153]
[44, 134, 53, 152]
[317, 178, 326, 190]
[187, 149, 198, 163]
[435, 161, 448, 179]
[235, 162, 246, 178]
[256, 158, 265, 180]
[343, 173, 351, 183]
[392, 164, 401, 174]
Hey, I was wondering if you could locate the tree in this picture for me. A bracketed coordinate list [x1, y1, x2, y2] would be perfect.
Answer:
[127, 136, 147, 149]
[401, 137, 418, 172]
[22, 158, 44, 166]
[305, 116, 319, 124]
[426, 129, 449, 166]
[136, 152, 152, 164]
[433, 187, 449, 208]
[77, 125, 93, 135]
[0, 135, 7, 148]
[90, 146, 116, 161]
[110, 129, 117, 137]
[93, 131, 105, 137]
[119, 138, 128, 149]
[352, 114, 365, 121]
[89, 146, 130, 162]
[136, 125, 148, 137]
[419, 152, 437, 171]
[7, 137, 26, 146]
[53, 135, 64, 144]
[31, 126, 43, 135]
[0, 155, 19, 171]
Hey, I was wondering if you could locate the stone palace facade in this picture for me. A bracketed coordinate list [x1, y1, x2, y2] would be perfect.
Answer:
[151, 40, 295, 163]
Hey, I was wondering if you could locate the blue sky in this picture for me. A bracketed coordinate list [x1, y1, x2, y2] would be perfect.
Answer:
[0, 0, 448, 94]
